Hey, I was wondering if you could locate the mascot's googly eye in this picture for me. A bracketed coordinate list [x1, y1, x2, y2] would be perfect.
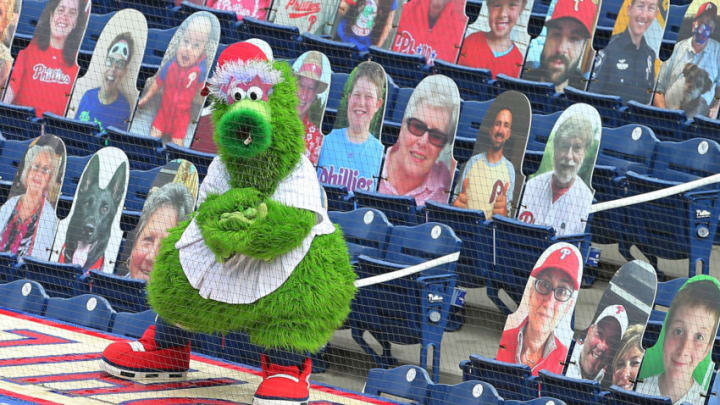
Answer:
[231, 87, 246, 102]
[247, 86, 264, 101]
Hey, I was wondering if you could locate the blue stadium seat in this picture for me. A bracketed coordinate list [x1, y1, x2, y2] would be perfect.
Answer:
[20, 256, 89, 298]
[504, 397, 568, 405]
[354, 190, 421, 226]
[349, 222, 461, 381]
[625, 101, 691, 141]
[112, 309, 156, 338]
[592, 0, 624, 50]
[12, 0, 44, 57]
[495, 74, 562, 114]
[461, 354, 539, 401]
[0, 252, 21, 282]
[368, 46, 428, 88]
[432, 59, 495, 101]
[328, 208, 392, 262]
[45, 294, 116, 331]
[490, 215, 588, 314]
[300, 33, 366, 74]
[524, 111, 562, 176]
[0, 103, 43, 141]
[528, 0, 551, 37]
[364, 365, 432, 403]
[78, 12, 117, 72]
[0, 138, 33, 195]
[322, 184, 355, 212]
[623, 138, 720, 276]
[105, 126, 166, 171]
[92, 0, 119, 15]
[428, 380, 503, 405]
[692, 114, 720, 144]
[454, 99, 494, 163]
[239, 17, 302, 59]
[89, 271, 149, 313]
[175, 1, 242, 45]
[380, 86, 413, 147]
[324, 72, 350, 133]
[538, 370, 604, 405]
[650, 277, 686, 322]
[564, 86, 627, 127]
[58, 154, 93, 219]
[0, 279, 48, 315]
[592, 125, 659, 245]
[116, 0, 177, 29]
[465, 0, 484, 23]
[707, 371, 720, 405]
[601, 385, 672, 405]
[124, 166, 163, 214]
[138, 26, 179, 89]
[660, 4, 690, 60]
[165, 143, 214, 183]
[199, 331, 263, 367]
[425, 201, 493, 289]
[42, 112, 105, 157]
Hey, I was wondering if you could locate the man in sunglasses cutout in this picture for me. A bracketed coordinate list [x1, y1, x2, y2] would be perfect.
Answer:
[497, 243, 582, 375]
[378, 76, 459, 205]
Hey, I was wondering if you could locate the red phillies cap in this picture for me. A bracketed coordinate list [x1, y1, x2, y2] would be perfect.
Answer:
[697, 2, 718, 20]
[530, 242, 582, 290]
[546, 0, 598, 38]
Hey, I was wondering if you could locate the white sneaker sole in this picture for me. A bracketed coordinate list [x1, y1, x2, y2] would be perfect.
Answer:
[252, 397, 309, 405]
[100, 358, 188, 380]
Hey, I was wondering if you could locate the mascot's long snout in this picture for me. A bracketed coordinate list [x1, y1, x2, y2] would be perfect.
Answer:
[215, 99, 272, 158]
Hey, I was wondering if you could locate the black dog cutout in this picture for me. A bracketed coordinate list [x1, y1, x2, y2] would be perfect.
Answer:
[61, 154, 127, 270]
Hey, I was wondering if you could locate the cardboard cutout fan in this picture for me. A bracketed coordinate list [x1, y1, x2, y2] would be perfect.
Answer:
[390, 0, 468, 64]
[521, 0, 600, 92]
[452, 90, 531, 218]
[496, 242, 583, 376]
[4, 0, 92, 117]
[66, 8, 147, 131]
[115, 159, 198, 281]
[0, 0, 22, 95]
[588, 0, 668, 104]
[377, 74, 460, 206]
[457, 0, 534, 78]
[565, 260, 657, 389]
[0, 134, 66, 260]
[331, 0, 402, 52]
[50, 146, 128, 274]
[652, 0, 720, 119]
[316, 60, 387, 192]
[292, 50, 332, 166]
[271, 0, 341, 35]
[129, 11, 220, 147]
[516, 103, 601, 236]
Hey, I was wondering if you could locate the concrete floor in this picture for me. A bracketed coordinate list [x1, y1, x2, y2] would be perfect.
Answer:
[309, 243, 720, 397]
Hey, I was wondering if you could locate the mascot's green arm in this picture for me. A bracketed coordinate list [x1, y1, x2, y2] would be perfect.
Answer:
[195, 187, 316, 262]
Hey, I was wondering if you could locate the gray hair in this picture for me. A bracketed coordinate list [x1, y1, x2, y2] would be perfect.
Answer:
[135, 182, 194, 238]
[552, 115, 595, 151]
[404, 75, 460, 139]
[20, 144, 60, 189]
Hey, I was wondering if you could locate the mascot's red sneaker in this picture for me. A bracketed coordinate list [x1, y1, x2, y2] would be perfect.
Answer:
[100, 325, 190, 380]
[253, 355, 312, 405]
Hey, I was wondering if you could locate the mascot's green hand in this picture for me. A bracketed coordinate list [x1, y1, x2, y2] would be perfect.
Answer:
[218, 203, 268, 230]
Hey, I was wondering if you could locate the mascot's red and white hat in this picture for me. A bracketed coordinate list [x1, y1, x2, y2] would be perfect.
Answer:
[206, 39, 283, 99]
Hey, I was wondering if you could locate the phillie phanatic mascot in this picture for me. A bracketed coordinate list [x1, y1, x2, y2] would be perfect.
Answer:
[101, 39, 356, 404]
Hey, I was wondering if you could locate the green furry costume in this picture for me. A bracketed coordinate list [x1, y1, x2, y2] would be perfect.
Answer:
[146, 57, 356, 354]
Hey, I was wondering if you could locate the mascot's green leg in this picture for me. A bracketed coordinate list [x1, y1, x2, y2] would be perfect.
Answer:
[148, 223, 356, 354]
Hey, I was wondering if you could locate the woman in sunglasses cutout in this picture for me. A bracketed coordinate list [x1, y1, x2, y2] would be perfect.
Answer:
[378, 75, 459, 205]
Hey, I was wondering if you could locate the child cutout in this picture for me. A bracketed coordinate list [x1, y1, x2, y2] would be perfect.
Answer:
[137, 15, 212, 146]
[636, 276, 720, 404]
[458, 0, 530, 78]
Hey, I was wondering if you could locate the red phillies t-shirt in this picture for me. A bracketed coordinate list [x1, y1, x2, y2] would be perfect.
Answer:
[457, 31, 523, 78]
[391, 0, 468, 64]
[152, 57, 207, 140]
[8, 42, 79, 118]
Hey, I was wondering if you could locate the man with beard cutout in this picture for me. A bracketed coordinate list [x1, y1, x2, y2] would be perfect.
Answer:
[523, 0, 598, 92]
